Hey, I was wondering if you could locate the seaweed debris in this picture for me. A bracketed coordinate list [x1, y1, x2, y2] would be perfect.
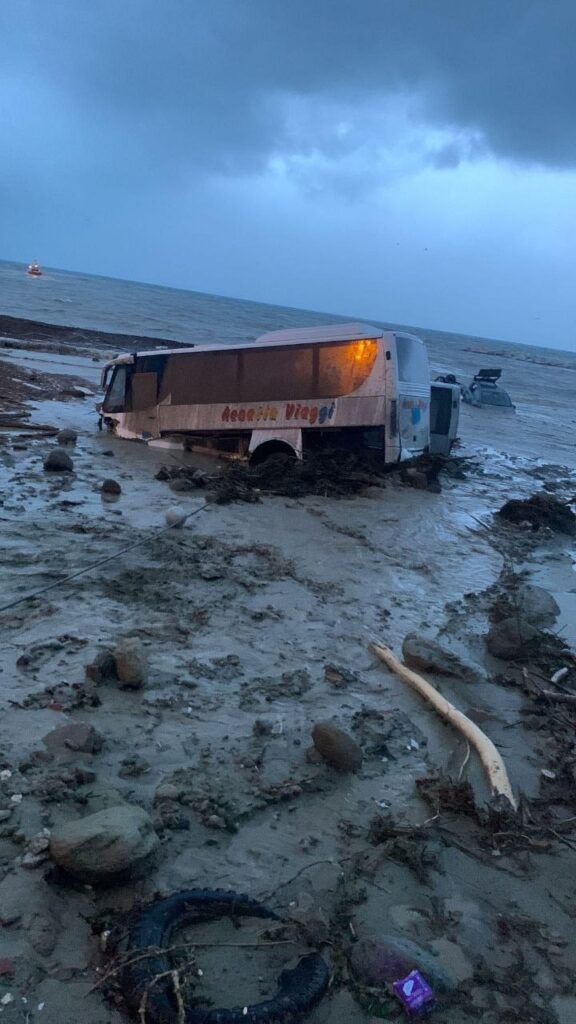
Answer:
[497, 493, 576, 535]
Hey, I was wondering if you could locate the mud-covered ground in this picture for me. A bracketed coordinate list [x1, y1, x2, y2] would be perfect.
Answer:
[0, 342, 575, 1024]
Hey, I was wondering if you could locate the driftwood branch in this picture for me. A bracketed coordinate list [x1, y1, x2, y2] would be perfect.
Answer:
[370, 642, 517, 810]
[539, 690, 576, 706]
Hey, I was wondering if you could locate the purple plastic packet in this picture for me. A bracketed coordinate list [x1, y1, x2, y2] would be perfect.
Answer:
[392, 969, 435, 1016]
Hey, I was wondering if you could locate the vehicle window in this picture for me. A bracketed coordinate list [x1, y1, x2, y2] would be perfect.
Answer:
[318, 339, 377, 397]
[241, 346, 314, 401]
[395, 335, 429, 383]
[103, 366, 128, 412]
[131, 372, 158, 411]
[160, 352, 241, 404]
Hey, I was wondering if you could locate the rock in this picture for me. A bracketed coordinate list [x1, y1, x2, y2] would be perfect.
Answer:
[82, 784, 128, 813]
[43, 723, 104, 755]
[287, 895, 330, 944]
[21, 851, 48, 869]
[408, 469, 430, 489]
[206, 813, 227, 830]
[165, 508, 188, 528]
[49, 805, 159, 880]
[402, 633, 485, 683]
[113, 639, 147, 689]
[490, 584, 559, 630]
[252, 718, 274, 736]
[26, 829, 51, 856]
[119, 755, 151, 778]
[57, 429, 77, 446]
[101, 478, 122, 496]
[169, 478, 194, 493]
[486, 617, 539, 660]
[0, 958, 14, 977]
[85, 649, 117, 684]
[27, 913, 57, 956]
[311, 722, 362, 772]
[43, 449, 73, 473]
[350, 935, 456, 992]
[154, 782, 181, 803]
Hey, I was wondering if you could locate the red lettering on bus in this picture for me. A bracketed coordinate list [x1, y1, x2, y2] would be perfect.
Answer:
[285, 403, 295, 420]
[246, 409, 254, 422]
[230, 409, 238, 422]
[222, 406, 230, 422]
[238, 408, 246, 422]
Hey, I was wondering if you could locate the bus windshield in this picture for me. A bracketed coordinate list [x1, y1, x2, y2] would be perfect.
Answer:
[103, 365, 129, 412]
[395, 335, 429, 384]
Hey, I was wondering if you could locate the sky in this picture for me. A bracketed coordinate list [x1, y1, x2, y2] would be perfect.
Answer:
[1, 1, 575, 349]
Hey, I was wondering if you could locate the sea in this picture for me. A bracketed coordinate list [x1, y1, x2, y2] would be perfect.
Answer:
[1, 257, 573, 360]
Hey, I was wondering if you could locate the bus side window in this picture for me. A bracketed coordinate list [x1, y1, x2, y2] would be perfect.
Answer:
[131, 372, 158, 411]
[241, 347, 315, 401]
[318, 340, 377, 397]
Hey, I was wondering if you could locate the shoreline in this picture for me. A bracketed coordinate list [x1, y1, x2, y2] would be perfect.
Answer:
[0, 314, 179, 354]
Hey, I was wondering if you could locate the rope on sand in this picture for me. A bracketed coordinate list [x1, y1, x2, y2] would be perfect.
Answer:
[0, 503, 209, 616]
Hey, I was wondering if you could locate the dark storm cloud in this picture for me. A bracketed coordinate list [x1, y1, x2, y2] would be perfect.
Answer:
[2, 0, 576, 182]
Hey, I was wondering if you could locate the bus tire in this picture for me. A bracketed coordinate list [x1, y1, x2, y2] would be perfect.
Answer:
[122, 888, 330, 1023]
[250, 441, 298, 466]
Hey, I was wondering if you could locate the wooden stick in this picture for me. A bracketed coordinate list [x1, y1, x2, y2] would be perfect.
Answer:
[370, 642, 517, 810]
[540, 690, 576, 706]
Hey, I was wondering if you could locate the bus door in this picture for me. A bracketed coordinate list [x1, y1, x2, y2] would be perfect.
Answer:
[394, 334, 431, 458]
[130, 371, 160, 437]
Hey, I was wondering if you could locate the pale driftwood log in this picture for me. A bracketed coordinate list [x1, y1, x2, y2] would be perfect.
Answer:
[370, 642, 517, 810]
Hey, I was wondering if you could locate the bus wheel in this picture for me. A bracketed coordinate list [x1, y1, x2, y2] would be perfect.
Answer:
[250, 440, 298, 466]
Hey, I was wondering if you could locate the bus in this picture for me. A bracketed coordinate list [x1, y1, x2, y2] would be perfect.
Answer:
[99, 322, 433, 464]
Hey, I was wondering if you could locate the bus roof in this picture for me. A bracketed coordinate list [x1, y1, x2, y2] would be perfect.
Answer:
[111, 322, 387, 365]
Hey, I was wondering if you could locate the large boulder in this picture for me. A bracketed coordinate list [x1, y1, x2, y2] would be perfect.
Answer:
[43, 722, 104, 755]
[490, 584, 559, 630]
[49, 805, 158, 880]
[402, 634, 484, 683]
[312, 722, 362, 772]
[486, 617, 539, 660]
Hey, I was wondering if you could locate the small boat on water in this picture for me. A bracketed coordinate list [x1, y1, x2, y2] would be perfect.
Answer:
[26, 261, 42, 276]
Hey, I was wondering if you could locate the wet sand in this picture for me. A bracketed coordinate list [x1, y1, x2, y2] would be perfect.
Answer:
[0, 341, 575, 1024]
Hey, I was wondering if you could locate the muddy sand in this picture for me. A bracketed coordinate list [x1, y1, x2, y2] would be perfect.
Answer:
[0, 339, 576, 1024]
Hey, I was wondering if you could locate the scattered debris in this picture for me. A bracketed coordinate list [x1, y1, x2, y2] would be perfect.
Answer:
[497, 493, 576, 535]
[157, 449, 389, 503]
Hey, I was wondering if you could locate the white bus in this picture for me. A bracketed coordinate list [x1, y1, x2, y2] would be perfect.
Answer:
[99, 322, 433, 464]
